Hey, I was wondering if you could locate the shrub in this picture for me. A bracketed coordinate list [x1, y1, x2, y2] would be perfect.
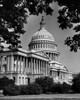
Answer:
[19, 85, 28, 95]
[35, 76, 54, 93]
[51, 83, 63, 93]
[3, 84, 20, 96]
[25, 82, 42, 95]
[72, 73, 80, 93]
[0, 77, 14, 90]
[50, 82, 72, 94]
[19, 83, 42, 95]
[62, 82, 71, 93]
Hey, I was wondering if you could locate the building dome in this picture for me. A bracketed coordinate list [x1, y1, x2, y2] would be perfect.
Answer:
[28, 16, 57, 51]
[31, 27, 54, 42]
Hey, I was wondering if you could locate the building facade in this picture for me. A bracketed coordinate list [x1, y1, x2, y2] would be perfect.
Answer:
[0, 16, 72, 85]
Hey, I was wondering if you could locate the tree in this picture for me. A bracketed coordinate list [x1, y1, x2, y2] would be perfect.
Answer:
[72, 73, 80, 93]
[0, 0, 53, 49]
[54, 0, 80, 52]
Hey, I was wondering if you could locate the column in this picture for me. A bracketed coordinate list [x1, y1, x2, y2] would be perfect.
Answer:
[25, 58, 28, 74]
[35, 59, 36, 74]
[32, 58, 34, 74]
[46, 62, 47, 75]
[52, 53, 53, 60]
[39, 60, 41, 74]
[34, 58, 36, 74]
[20, 56, 22, 73]
[42, 61, 43, 74]
[36, 59, 37, 74]
[9, 55, 11, 72]
[16, 55, 18, 72]
[6, 56, 9, 73]
[0, 56, 3, 73]
[28, 58, 31, 73]
[53, 54, 55, 60]
[47, 62, 49, 75]
[51, 53, 53, 60]
[44, 61, 46, 75]
[42, 61, 44, 75]
[39, 60, 40, 74]
[33, 58, 34, 74]
[37, 59, 39, 74]
[11, 55, 14, 72]
[21, 56, 23, 73]
[23, 57, 25, 74]
[50, 53, 52, 60]
[36, 59, 38, 74]
[31, 57, 32, 74]
[41, 60, 42, 74]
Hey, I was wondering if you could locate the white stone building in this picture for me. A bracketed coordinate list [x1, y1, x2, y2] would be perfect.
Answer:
[0, 16, 72, 85]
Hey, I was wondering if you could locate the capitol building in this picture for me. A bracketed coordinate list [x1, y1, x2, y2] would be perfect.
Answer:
[0, 16, 72, 85]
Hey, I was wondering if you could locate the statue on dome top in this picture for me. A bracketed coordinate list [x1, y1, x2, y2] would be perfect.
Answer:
[39, 16, 46, 30]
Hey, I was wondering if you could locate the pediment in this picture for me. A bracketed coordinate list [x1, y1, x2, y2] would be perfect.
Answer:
[34, 50, 49, 59]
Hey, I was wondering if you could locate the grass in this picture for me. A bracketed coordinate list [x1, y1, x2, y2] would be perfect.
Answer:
[1, 94, 80, 100]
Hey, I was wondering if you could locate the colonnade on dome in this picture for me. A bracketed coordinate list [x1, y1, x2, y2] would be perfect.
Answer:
[29, 41, 57, 50]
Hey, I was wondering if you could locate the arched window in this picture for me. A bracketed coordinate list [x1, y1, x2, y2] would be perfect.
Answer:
[28, 77, 30, 85]
[41, 44, 42, 48]
[36, 44, 37, 48]
[13, 77, 16, 83]
[22, 77, 24, 84]
[38, 44, 40, 48]
[50, 70, 52, 76]
[19, 77, 21, 85]
[43, 44, 45, 48]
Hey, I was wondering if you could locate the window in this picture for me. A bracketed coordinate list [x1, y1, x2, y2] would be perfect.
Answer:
[61, 74, 62, 79]
[13, 77, 15, 83]
[22, 77, 24, 84]
[43, 44, 45, 48]
[50, 70, 52, 76]
[28, 77, 30, 85]
[25, 77, 27, 84]
[19, 77, 21, 85]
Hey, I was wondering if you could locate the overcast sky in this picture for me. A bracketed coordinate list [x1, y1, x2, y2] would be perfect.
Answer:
[21, 3, 80, 73]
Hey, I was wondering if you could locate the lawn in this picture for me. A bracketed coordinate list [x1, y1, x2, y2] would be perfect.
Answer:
[1, 94, 80, 100]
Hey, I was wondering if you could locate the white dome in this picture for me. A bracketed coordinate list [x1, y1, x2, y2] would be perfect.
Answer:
[28, 16, 57, 51]
[31, 27, 54, 42]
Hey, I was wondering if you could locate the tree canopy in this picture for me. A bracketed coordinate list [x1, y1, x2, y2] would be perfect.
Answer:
[0, 0, 53, 49]
[54, 0, 80, 52]
[0, 0, 80, 52]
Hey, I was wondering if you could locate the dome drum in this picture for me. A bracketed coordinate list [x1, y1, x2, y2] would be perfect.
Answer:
[28, 42, 57, 51]
[29, 27, 58, 51]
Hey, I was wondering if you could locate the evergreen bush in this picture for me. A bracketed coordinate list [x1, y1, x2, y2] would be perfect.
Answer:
[0, 77, 14, 90]
[62, 82, 71, 93]
[25, 82, 42, 95]
[35, 76, 54, 93]
[19, 85, 27, 95]
[3, 84, 20, 96]
[51, 83, 63, 93]
[72, 73, 80, 93]
[19, 83, 42, 95]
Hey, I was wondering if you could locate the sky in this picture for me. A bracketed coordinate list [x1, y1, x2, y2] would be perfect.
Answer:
[21, 3, 80, 73]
